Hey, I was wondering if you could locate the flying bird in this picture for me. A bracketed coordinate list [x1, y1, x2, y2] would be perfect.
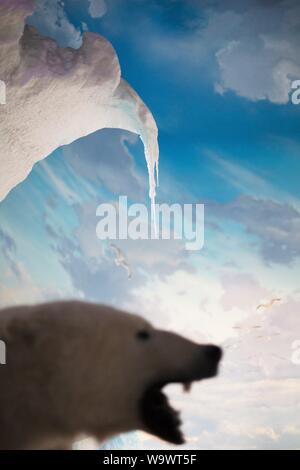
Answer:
[256, 298, 282, 310]
[232, 325, 262, 332]
[256, 333, 281, 341]
[110, 244, 132, 279]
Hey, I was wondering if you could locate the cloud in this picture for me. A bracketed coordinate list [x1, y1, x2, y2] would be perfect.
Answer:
[43, 211, 147, 306]
[43, 198, 194, 308]
[221, 272, 269, 311]
[212, 1, 300, 103]
[28, 1, 107, 40]
[126, 269, 243, 343]
[214, 195, 300, 264]
[0, 0, 158, 209]
[88, 0, 107, 19]
[203, 1, 300, 104]
[28, 0, 82, 48]
[114, 0, 300, 104]
[0, 226, 71, 307]
[215, 35, 300, 104]
[222, 297, 300, 382]
[63, 129, 146, 201]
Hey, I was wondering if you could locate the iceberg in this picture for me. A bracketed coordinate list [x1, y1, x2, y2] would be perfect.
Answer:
[0, 0, 159, 209]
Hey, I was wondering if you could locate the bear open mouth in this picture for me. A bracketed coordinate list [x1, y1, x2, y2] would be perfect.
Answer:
[140, 347, 222, 444]
[140, 365, 222, 443]
[140, 379, 198, 445]
[140, 382, 185, 444]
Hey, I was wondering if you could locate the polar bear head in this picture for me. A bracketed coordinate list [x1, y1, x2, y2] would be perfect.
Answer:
[83, 304, 222, 445]
[0, 301, 222, 449]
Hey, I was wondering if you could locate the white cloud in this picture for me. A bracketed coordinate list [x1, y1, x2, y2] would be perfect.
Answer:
[214, 195, 300, 264]
[127, 0, 300, 104]
[63, 130, 145, 201]
[88, 0, 107, 19]
[126, 269, 248, 343]
[216, 35, 300, 104]
[28, 0, 82, 48]
[213, 2, 300, 103]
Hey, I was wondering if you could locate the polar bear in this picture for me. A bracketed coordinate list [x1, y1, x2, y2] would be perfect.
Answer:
[0, 301, 222, 450]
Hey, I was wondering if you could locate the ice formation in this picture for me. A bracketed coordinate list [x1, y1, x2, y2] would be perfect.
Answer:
[0, 0, 159, 209]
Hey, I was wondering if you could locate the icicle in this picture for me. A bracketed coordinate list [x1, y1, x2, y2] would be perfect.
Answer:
[140, 130, 159, 238]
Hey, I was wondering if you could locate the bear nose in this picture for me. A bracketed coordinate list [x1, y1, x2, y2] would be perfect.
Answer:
[204, 345, 223, 363]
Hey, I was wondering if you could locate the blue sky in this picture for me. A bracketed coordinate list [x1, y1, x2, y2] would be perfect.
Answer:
[1, 0, 300, 449]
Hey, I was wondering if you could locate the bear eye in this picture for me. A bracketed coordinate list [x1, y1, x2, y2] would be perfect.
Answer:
[136, 330, 151, 341]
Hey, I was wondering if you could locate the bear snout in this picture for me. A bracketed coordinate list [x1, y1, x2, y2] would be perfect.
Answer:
[203, 344, 223, 363]
[191, 344, 223, 380]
